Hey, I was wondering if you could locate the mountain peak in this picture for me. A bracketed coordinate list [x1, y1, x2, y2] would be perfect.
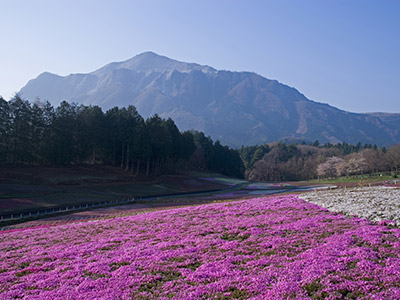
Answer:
[19, 53, 400, 147]
[134, 51, 166, 59]
[95, 51, 216, 75]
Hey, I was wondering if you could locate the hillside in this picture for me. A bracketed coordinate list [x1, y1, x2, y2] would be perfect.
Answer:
[0, 166, 229, 214]
[2, 193, 400, 299]
[20, 52, 400, 147]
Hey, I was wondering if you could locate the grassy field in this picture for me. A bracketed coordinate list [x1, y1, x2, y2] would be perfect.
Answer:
[290, 173, 398, 187]
[0, 166, 231, 214]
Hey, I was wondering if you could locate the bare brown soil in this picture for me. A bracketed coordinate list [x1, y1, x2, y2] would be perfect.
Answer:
[0, 165, 228, 213]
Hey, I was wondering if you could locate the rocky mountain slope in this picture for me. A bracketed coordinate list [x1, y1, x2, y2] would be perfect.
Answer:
[20, 52, 400, 147]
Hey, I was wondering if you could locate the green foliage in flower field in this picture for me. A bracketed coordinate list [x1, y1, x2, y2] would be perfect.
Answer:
[310, 174, 395, 184]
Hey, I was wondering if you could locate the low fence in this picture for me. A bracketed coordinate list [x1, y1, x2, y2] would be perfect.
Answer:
[0, 197, 135, 222]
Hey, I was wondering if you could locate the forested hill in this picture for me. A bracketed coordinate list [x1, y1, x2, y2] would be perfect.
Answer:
[2, 95, 400, 182]
[0, 96, 244, 178]
[19, 51, 400, 147]
[239, 142, 400, 182]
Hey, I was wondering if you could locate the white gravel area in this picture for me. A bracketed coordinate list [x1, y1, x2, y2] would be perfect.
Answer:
[299, 186, 400, 225]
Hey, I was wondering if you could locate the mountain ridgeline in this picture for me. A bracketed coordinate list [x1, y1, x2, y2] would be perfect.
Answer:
[19, 52, 400, 147]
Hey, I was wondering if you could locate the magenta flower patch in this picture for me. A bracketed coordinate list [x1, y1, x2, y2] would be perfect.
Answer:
[1, 195, 400, 299]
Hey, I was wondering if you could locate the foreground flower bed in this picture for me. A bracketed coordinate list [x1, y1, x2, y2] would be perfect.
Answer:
[1, 195, 400, 299]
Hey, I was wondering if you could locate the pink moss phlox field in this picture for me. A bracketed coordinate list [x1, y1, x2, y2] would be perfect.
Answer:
[1, 195, 400, 299]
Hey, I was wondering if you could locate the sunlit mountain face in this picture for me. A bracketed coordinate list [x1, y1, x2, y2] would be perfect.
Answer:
[20, 52, 400, 147]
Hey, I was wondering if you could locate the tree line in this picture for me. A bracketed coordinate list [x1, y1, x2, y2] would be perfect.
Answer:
[240, 142, 400, 181]
[2, 94, 399, 182]
[0, 95, 244, 178]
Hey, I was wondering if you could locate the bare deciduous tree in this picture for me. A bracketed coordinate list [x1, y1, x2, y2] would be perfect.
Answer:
[386, 145, 400, 172]
[317, 156, 343, 179]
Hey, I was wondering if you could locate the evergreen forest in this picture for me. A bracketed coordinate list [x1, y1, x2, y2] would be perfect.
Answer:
[1, 95, 400, 182]
[0, 95, 244, 178]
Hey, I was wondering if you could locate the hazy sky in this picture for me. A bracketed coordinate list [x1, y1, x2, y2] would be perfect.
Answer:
[1, 0, 399, 113]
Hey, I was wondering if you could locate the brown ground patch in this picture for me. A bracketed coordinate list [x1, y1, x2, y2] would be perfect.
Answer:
[0, 166, 229, 213]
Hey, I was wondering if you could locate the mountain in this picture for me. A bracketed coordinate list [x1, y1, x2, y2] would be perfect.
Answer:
[20, 51, 400, 147]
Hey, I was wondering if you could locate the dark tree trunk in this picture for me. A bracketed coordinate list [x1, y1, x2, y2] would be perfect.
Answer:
[130, 159, 135, 173]
[125, 144, 130, 171]
[152, 158, 157, 174]
[135, 159, 140, 176]
[146, 158, 150, 177]
[92, 149, 96, 164]
[120, 142, 125, 168]
[112, 140, 116, 166]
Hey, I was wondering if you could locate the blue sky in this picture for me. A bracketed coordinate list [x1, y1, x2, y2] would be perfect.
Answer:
[1, 0, 399, 113]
